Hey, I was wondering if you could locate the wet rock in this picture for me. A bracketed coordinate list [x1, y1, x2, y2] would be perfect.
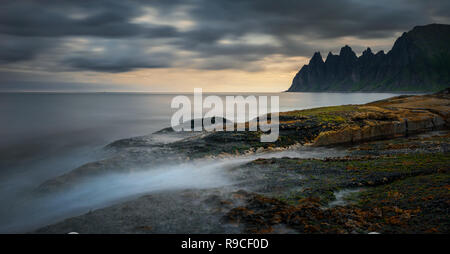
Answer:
[38, 92, 450, 193]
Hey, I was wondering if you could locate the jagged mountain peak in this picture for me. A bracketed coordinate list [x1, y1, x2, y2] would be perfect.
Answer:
[309, 52, 324, 65]
[325, 52, 337, 63]
[339, 45, 356, 56]
[312, 51, 322, 58]
[288, 24, 450, 92]
[362, 47, 373, 56]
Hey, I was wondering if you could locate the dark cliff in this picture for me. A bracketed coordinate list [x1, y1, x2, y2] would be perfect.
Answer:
[288, 24, 450, 92]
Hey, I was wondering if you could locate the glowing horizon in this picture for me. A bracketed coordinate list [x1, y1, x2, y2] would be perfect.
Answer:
[0, 1, 448, 92]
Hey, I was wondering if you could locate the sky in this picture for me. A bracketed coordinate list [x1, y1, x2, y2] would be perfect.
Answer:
[1, 0, 449, 92]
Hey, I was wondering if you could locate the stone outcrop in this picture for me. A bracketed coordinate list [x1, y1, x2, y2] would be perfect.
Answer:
[312, 107, 444, 146]
[38, 90, 450, 192]
[310, 91, 450, 146]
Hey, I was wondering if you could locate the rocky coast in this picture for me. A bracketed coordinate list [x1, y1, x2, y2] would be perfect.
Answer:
[35, 89, 450, 234]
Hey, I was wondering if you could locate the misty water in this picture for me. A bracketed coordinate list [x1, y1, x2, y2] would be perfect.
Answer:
[0, 92, 405, 232]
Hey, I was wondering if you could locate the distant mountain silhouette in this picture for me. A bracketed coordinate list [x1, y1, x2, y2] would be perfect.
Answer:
[287, 24, 450, 92]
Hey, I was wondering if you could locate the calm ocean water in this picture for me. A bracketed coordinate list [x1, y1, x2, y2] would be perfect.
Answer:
[0, 92, 406, 173]
[0, 91, 410, 232]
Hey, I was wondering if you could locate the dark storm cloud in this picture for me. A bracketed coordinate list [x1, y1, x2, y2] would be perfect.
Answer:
[0, 35, 55, 63]
[0, 0, 177, 38]
[184, 0, 428, 40]
[0, 0, 449, 73]
[64, 50, 173, 73]
[64, 57, 166, 73]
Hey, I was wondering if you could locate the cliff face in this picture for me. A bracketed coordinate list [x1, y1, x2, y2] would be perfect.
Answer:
[288, 24, 450, 92]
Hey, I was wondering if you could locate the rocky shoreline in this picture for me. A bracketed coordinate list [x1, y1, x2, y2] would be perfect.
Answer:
[35, 89, 450, 233]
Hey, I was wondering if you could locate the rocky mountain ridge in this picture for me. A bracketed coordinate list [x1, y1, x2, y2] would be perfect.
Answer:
[288, 24, 450, 92]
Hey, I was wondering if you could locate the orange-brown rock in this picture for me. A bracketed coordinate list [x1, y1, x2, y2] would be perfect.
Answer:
[311, 90, 450, 146]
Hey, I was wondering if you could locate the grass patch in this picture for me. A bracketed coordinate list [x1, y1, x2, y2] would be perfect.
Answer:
[281, 105, 364, 124]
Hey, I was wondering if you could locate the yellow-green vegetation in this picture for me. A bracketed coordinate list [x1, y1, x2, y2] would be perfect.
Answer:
[348, 173, 450, 233]
[336, 153, 450, 174]
[287, 105, 361, 115]
[233, 140, 450, 233]
[257, 152, 449, 205]
[281, 105, 363, 123]
[226, 171, 450, 233]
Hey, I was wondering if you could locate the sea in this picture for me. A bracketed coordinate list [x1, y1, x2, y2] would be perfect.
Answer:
[0, 91, 412, 232]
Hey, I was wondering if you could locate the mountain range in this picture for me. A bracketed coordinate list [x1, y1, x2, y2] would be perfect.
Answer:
[287, 24, 450, 92]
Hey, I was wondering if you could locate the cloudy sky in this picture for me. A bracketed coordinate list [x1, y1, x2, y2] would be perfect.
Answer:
[1, 0, 449, 92]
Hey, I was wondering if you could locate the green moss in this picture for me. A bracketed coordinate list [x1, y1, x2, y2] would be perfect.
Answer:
[282, 105, 367, 124]
[356, 173, 450, 207]
[248, 152, 449, 209]
[346, 153, 450, 174]
[285, 105, 360, 116]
